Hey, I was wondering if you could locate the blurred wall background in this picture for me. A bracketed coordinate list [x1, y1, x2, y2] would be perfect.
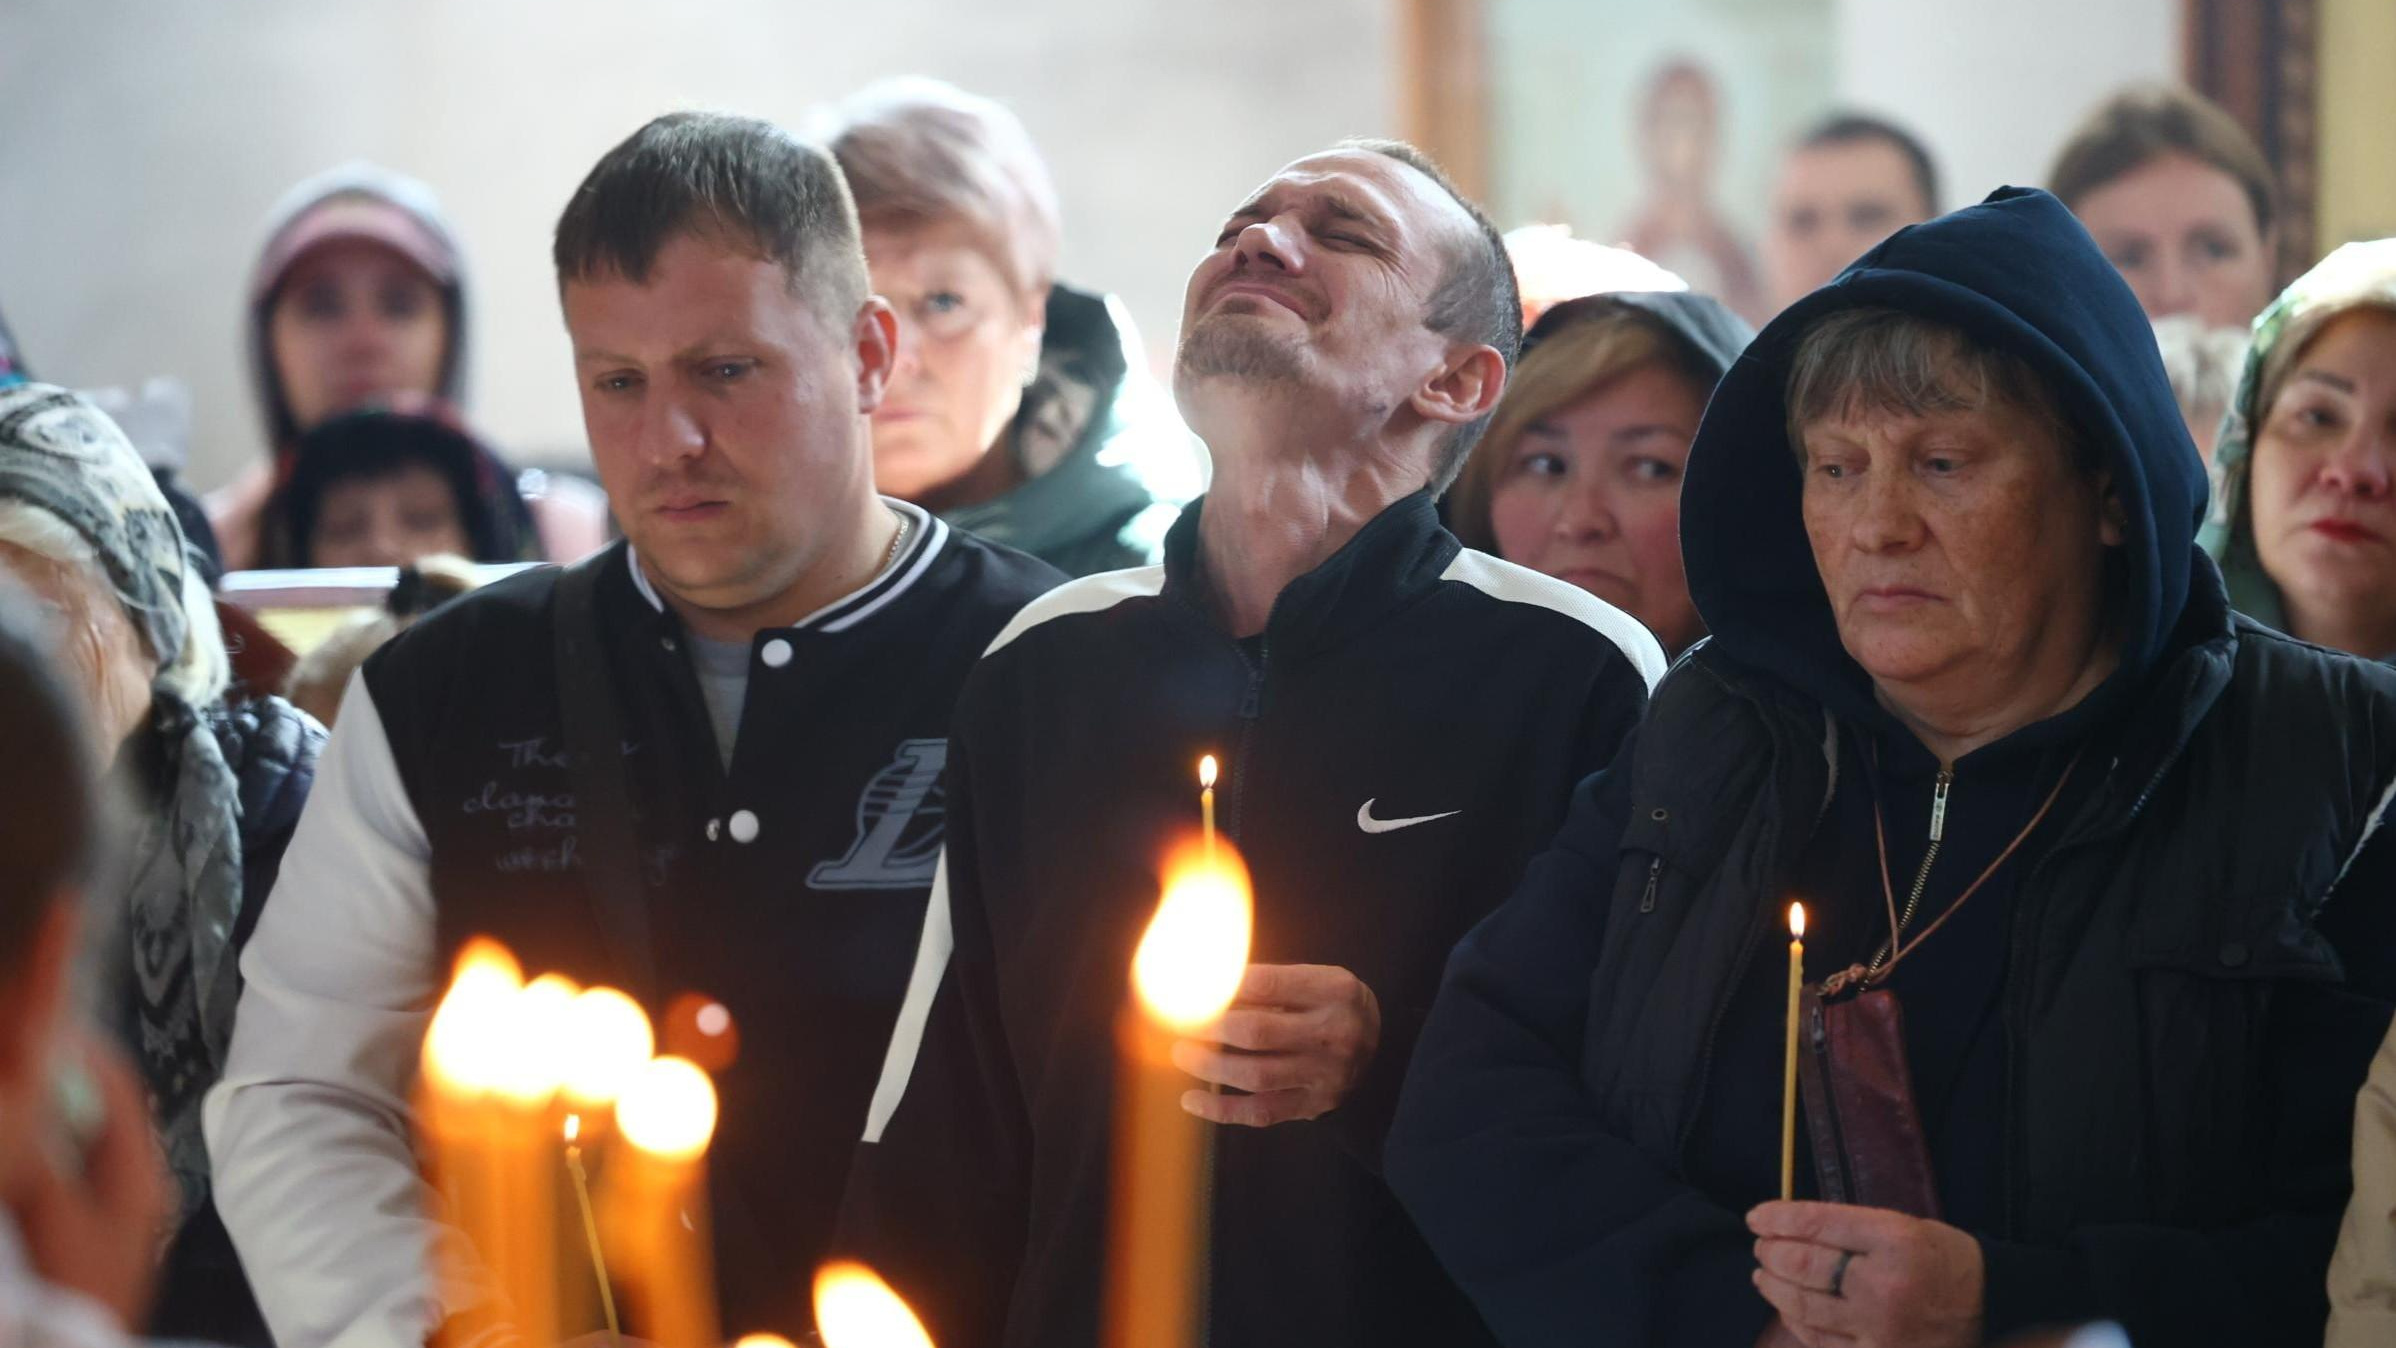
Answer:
[0, 0, 1393, 484]
[0, 0, 2295, 493]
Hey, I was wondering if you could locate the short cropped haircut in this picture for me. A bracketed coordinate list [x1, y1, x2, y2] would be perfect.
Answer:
[815, 78, 1063, 304]
[2048, 84, 2275, 240]
[1784, 307, 2095, 475]
[0, 578, 95, 977]
[553, 111, 871, 325]
[1339, 138, 1524, 494]
[1799, 113, 1941, 216]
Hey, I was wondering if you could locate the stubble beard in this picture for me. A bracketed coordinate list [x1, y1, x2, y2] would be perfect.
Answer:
[1175, 314, 1308, 386]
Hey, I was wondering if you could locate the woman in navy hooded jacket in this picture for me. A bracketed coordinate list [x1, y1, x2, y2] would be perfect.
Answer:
[1387, 188, 2396, 1348]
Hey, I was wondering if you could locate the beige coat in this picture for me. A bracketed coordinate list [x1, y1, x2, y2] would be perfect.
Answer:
[2330, 1017, 2396, 1346]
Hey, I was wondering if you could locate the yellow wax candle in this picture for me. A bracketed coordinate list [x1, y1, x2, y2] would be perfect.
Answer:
[1198, 756, 1218, 861]
[1782, 903, 1806, 1202]
[610, 1056, 720, 1348]
[1103, 841, 1252, 1348]
[420, 940, 523, 1317]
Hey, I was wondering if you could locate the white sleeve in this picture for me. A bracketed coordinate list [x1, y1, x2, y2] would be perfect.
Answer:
[202, 672, 498, 1348]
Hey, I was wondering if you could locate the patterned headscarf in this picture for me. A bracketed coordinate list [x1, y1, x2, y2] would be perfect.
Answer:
[0, 382, 241, 1225]
[0, 384, 196, 671]
[2199, 238, 2396, 635]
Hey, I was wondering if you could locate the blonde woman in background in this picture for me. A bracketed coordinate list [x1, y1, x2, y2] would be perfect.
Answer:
[1447, 290, 1750, 657]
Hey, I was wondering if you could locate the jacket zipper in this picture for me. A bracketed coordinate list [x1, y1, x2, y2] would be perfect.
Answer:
[1637, 855, 1664, 913]
[1870, 768, 1953, 976]
[1204, 632, 1266, 1347]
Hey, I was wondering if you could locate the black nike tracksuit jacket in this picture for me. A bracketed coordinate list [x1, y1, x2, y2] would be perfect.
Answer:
[835, 492, 1664, 1348]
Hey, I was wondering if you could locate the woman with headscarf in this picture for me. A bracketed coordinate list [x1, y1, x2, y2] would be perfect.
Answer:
[202, 163, 605, 570]
[0, 383, 323, 1344]
[2199, 237, 2396, 662]
[1388, 189, 2396, 1348]
[1446, 291, 1751, 658]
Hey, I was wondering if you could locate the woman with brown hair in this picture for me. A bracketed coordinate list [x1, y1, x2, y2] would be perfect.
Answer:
[1447, 291, 1750, 657]
[2049, 84, 2280, 330]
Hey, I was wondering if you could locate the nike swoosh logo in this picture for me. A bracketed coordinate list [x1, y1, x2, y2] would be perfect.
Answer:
[1357, 799, 1462, 834]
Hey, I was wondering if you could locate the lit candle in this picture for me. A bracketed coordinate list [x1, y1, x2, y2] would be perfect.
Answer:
[1782, 902, 1806, 1202]
[1104, 840, 1253, 1348]
[420, 940, 523, 1321]
[1198, 756, 1218, 861]
[491, 973, 579, 1348]
[814, 1261, 936, 1348]
[607, 1055, 719, 1348]
[563, 1114, 621, 1343]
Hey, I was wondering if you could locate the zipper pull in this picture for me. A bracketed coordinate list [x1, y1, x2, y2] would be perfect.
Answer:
[1638, 855, 1663, 913]
[1929, 769, 1953, 843]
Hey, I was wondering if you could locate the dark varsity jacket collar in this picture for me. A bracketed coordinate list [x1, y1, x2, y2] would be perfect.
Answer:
[620, 497, 950, 638]
[1160, 489, 1462, 660]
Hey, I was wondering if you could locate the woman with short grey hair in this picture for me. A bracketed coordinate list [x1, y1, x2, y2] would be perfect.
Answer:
[1390, 189, 2396, 1348]
[0, 383, 322, 1344]
[815, 78, 1197, 575]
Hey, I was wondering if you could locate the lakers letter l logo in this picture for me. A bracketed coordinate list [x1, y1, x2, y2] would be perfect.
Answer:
[810, 738, 948, 890]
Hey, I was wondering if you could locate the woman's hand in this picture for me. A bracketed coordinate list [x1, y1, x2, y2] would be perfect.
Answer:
[1748, 1200, 1985, 1348]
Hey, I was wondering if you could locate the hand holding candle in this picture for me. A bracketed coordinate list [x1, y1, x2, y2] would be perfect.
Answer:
[1782, 903, 1806, 1203]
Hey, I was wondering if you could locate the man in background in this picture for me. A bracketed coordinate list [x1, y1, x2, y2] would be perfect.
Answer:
[1760, 112, 1941, 315]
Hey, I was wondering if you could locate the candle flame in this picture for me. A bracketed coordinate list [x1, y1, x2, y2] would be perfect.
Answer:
[493, 973, 583, 1106]
[1789, 902, 1806, 939]
[559, 986, 656, 1105]
[1132, 843, 1253, 1034]
[563, 1113, 582, 1144]
[1198, 755, 1218, 790]
[422, 938, 526, 1094]
[814, 1261, 936, 1348]
[734, 1336, 800, 1348]
[616, 1056, 718, 1161]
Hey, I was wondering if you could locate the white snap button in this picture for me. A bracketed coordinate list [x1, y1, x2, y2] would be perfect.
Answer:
[727, 809, 760, 844]
[705, 818, 722, 842]
[761, 638, 793, 668]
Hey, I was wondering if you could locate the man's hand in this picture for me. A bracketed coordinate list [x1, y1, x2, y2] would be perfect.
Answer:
[1170, 964, 1380, 1127]
[15, 1033, 170, 1329]
[1748, 1201, 1984, 1348]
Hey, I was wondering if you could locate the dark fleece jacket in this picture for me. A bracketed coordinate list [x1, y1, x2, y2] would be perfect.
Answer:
[1388, 189, 2396, 1348]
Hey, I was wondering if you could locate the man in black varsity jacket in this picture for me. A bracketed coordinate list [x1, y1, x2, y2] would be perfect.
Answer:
[836, 139, 1668, 1348]
[202, 113, 1062, 1348]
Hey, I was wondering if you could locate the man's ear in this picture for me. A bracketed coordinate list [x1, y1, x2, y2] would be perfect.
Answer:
[852, 296, 900, 415]
[1411, 344, 1509, 429]
[0, 900, 76, 1085]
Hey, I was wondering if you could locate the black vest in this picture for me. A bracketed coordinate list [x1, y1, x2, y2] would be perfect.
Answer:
[362, 526, 1060, 1334]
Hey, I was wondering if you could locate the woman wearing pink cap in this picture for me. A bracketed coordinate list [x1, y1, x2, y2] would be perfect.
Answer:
[204, 163, 606, 568]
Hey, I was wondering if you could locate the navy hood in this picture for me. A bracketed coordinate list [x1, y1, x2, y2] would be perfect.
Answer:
[1680, 187, 2210, 724]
